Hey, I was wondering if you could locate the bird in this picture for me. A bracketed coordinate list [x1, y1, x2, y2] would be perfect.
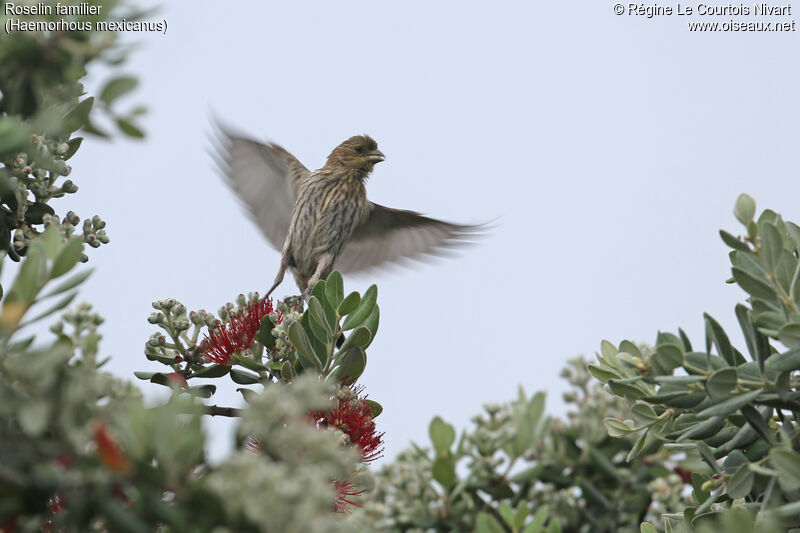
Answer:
[213, 124, 484, 299]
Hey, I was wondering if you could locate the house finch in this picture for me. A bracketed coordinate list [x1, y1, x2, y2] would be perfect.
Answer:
[214, 124, 483, 298]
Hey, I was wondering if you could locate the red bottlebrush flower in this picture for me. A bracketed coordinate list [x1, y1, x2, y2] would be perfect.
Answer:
[92, 420, 130, 474]
[311, 385, 384, 464]
[333, 479, 365, 513]
[201, 298, 274, 365]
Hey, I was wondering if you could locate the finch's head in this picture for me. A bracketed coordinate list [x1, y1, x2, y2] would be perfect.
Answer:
[326, 135, 385, 176]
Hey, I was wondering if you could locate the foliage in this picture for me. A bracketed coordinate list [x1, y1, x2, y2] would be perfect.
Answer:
[0, 0, 149, 281]
[0, 4, 379, 531]
[361, 358, 686, 533]
[590, 194, 800, 532]
[136, 270, 380, 400]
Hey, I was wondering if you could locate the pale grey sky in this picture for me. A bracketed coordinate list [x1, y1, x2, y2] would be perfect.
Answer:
[63, 1, 799, 461]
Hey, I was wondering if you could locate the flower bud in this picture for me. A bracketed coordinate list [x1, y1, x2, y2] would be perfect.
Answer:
[147, 312, 164, 324]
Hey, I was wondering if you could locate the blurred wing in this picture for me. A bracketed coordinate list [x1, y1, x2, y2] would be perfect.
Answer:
[213, 125, 310, 250]
[335, 203, 484, 273]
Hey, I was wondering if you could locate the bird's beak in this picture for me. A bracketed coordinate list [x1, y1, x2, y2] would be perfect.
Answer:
[366, 150, 385, 164]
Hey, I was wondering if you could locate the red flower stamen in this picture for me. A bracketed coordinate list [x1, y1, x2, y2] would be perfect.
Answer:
[201, 299, 274, 365]
[333, 479, 365, 513]
[311, 385, 385, 464]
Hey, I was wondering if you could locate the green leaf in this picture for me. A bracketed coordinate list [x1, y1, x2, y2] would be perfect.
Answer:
[676, 416, 725, 442]
[188, 384, 216, 398]
[307, 296, 332, 334]
[64, 137, 83, 160]
[726, 463, 754, 499]
[338, 291, 361, 315]
[619, 340, 642, 358]
[133, 371, 157, 380]
[604, 418, 636, 437]
[279, 360, 294, 381]
[145, 352, 180, 365]
[631, 403, 659, 424]
[50, 238, 84, 279]
[706, 367, 738, 400]
[697, 389, 762, 418]
[547, 518, 561, 533]
[600, 339, 618, 359]
[587, 364, 619, 382]
[25, 202, 55, 225]
[288, 321, 320, 371]
[432, 455, 456, 489]
[300, 312, 329, 367]
[192, 364, 230, 378]
[653, 343, 684, 372]
[778, 323, 800, 348]
[256, 315, 276, 349]
[769, 449, 800, 492]
[719, 230, 750, 252]
[335, 326, 371, 355]
[765, 347, 800, 372]
[362, 304, 380, 348]
[735, 303, 769, 372]
[116, 118, 144, 139]
[523, 505, 549, 533]
[640, 524, 658, 533]
[341, 284, 377, 330]
[364, 399, 382, 418]
[498, 501, 515, 528]
[740, 404, 774, 444]
[429, 416, 456, 454]
[734, 193, 756, 225]
[35, 222, 59, 258]
[627, 430, 648, 462]
[732, 267, 777, 300]
[100, 76, 139, 104]
[696, 443, 721, 475]
[514, 502, 531, 530]
[230, 368, 260, 384]
[760, 223, 783, 272]
[607, 379, 645, 400]
[20, 291, 77, 326]
[10, 245, 47, 304]
[332, 346, 366, 384]
[39, 268, 92, 299]
[64, 97, 94, 133]
[704, 313, 738, 366]
[231, 353, 267, 372]
[324, 270, 344, 308]
[476, 512, 505, 533]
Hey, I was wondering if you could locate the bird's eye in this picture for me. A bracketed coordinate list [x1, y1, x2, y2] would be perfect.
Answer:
[354, 146, 364, 154]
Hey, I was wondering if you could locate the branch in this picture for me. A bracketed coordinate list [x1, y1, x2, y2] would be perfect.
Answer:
[204, 405, 242, 417]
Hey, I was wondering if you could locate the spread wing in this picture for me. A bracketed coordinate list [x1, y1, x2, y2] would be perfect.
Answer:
[335, 203, 485, 273]
[212, 123, 310, 250]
